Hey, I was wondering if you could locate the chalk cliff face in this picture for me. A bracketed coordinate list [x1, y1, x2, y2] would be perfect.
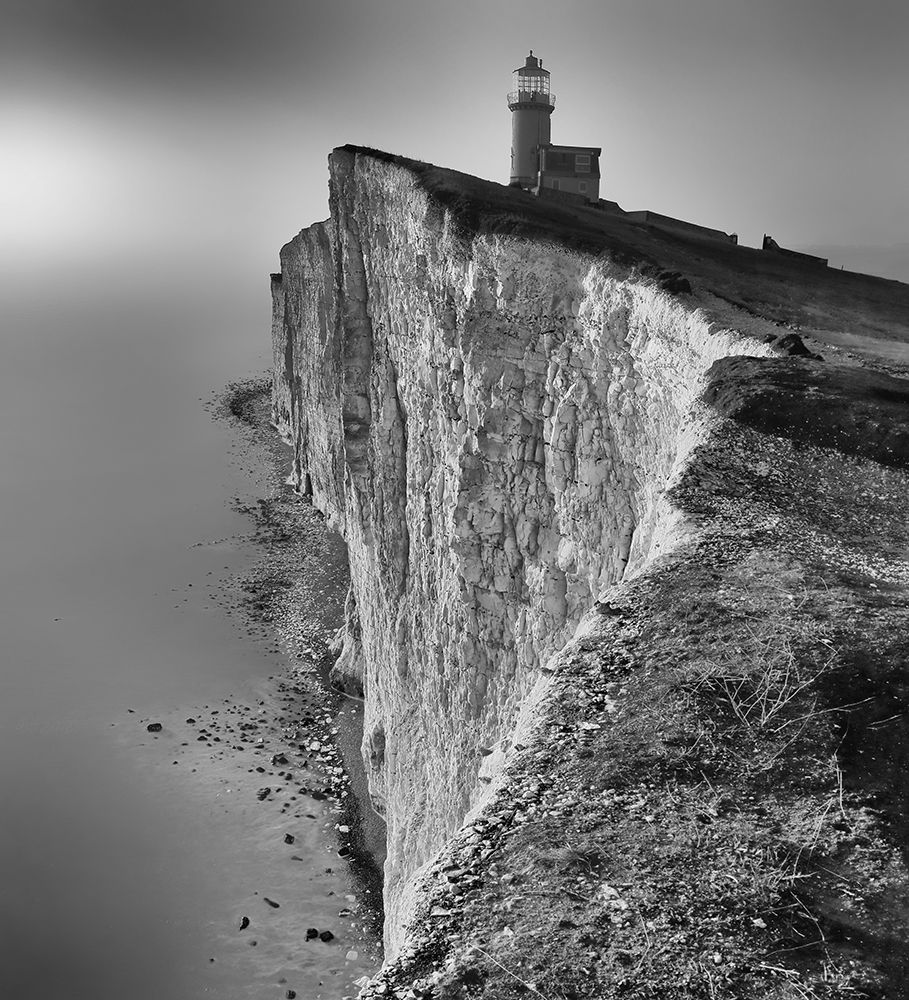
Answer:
[273, 149, 909, 998]
[271, 147, 781, 945]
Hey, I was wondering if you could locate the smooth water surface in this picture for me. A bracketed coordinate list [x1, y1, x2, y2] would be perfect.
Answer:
[0, 263, 372, 998]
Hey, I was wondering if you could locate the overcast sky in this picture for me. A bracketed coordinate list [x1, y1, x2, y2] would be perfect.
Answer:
[3, 0, 907, 281]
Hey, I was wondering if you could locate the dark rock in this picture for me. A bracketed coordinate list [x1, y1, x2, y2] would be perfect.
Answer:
[257, 787, 272, 801]
[305, 928, 319, 940]
[328, 661, 365, 699]
[284, 833, 295, 844]
[263, 897, 280, 908]
[658, 270, 692, 294]
[776, 332, 822, 359]
[186, 718, 196, 724]
[319, 930, 334, 942]
[272, 753, 289, 766]
[146, 722, 163, 732]
[286, 992, 297, 999]
[239, 916, 250, 930]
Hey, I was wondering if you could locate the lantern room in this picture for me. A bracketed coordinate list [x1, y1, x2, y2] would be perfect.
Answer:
[507, 51, 555, 110]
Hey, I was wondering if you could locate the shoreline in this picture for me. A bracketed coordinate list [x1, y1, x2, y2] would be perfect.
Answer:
[119, 375, 385, 998]
[215, 376, 386, 929]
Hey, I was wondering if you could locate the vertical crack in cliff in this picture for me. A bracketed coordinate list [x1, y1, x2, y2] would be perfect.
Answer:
[333, 203, 374, 491]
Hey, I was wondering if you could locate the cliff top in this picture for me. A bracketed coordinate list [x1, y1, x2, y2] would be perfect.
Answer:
[335, 145, 909, 368]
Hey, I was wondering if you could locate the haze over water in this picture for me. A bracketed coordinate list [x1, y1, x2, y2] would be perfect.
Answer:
[0, 260, 366, 999]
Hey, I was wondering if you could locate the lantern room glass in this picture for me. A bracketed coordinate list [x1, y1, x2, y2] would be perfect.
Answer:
[512, 70, 550, 96]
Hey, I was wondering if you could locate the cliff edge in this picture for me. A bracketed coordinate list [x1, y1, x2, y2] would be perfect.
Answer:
[272, 146, 909, 999]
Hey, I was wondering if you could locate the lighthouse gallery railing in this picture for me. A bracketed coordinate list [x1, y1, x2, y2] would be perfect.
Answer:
[507, 90, 556, 108]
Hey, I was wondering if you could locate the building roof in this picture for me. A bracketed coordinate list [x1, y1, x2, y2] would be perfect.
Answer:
[544, 143, 602, 155]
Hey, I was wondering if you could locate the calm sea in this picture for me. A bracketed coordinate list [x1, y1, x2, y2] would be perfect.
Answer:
[0, 262, 376, 998]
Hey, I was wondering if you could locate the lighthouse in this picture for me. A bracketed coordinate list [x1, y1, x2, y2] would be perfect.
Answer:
[507, 51, 555, 189]
[508, 51, 603, 204]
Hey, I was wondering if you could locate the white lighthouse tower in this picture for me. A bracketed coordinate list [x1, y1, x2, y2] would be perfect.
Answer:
[508, 51, 555, 189]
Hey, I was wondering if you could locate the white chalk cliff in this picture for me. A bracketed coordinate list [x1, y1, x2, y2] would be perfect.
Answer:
[273, 147, 909, 997]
